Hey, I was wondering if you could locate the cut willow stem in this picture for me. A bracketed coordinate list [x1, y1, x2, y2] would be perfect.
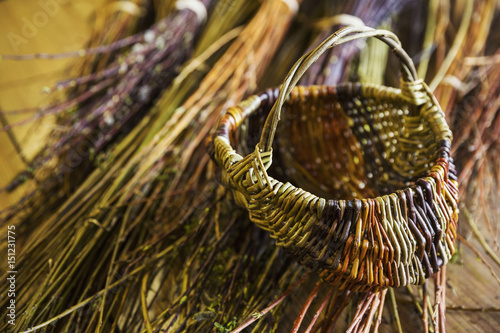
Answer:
[0, 32, 144, 61]
[389, 288, 403, 333]
[362, 292, 382, 333]
[346, 293, 377, 333]
[98, 207, 129, 333]
[230, 272, 310, 333]
[440, 268, 447, 333]
[0, 111, 29, 166]
[372, 289, 387, 333]
[435, 268, 446, 333]
[141, 273, 153, 333]
[423, 281, 429, 333]
[303, 287, 334, 333]
[292, 280, 323, 333]
[0, 106, 43, 115]
[323, 290, 352, 332]
[433, 274, 439, 331]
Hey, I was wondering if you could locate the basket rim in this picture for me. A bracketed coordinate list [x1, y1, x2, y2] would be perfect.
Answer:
[210, 83, 458, 289]
[212, 82, 454, 207]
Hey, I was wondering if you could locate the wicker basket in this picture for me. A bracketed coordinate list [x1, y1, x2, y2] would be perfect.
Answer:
[209, 26, 459, 292]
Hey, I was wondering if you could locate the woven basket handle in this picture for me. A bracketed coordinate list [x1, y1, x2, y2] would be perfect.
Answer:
[259, 26, 419, 152]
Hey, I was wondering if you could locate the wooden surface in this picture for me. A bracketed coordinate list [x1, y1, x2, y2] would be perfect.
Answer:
[0, 0, 104, 209]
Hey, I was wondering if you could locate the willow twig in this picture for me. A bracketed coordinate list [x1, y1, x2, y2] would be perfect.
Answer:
[292, 280, 323, 332]
[372, 289, 387, 333]
[463, 206, 500, 266]
[389, 288, 403, 333]
[303, 287, 334, 333]
[141, 273, 153, 333]
[230, 272, 310, 333]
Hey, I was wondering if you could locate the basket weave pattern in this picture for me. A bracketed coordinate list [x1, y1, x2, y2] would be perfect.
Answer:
[210, 27, 459, 291]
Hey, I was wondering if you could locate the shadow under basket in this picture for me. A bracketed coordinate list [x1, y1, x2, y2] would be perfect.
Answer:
[209, 26, 459, 292]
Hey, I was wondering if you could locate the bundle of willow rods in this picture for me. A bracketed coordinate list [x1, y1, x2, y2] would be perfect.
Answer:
[2, 0, 216, 219]
[1, 0, 499, 332]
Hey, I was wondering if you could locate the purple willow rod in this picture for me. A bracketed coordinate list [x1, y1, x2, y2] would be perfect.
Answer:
[303, 287, 335, 333]
[291, 281, 323, 333]
[372, 289, 387, 333]
[345, 293, 377, 333]
[3, 0, 214, 194]
[65, 38, 187, 149]
[0, 32, 145, 60]
[1, 78, 116, 131]
[53, 3, 213, 154]
[0, 106, 53, 115]
[301, 0, 411, 85]
[50, 64, 124, 91]
[323, 290, 352, 332]
[358, 292, 382, 332]
[0, 58, 130, 116]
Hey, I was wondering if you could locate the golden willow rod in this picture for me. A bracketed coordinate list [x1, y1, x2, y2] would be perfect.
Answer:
[210, 26, 459, 292]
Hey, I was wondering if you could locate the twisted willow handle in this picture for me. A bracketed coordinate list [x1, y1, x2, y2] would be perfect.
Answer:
[258, 26, 419, 152]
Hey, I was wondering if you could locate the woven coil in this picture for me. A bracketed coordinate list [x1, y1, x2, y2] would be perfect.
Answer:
[209, 26, 458, 292]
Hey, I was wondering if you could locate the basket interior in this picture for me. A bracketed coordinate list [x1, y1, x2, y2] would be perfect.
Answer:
[236, 84, 438, 200]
